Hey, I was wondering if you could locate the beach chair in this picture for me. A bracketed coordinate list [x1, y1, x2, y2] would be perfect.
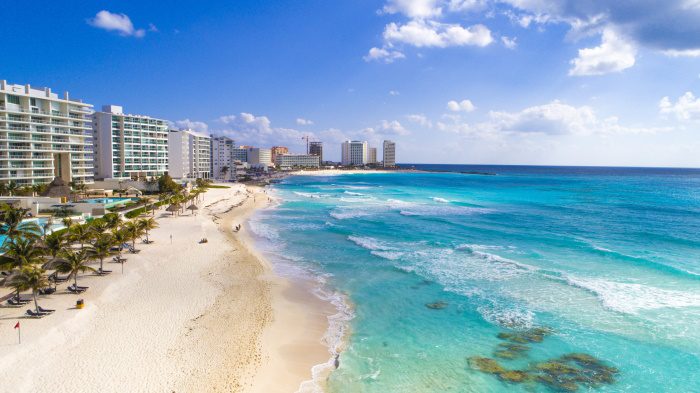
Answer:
[37, 306, 55, 313]
[38, 287, 56, 295]
[26, 309, 46, 318]
[96, 268, 113, 275]
[67, 285, 86, 294]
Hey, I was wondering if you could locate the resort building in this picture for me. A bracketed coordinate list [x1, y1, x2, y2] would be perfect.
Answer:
[275, 154, 320, 169]
[233, 147, 249, 163]
[383, 140, 396, 167]
[168, 128, 211, 179]
[247, 147, 272, 167]
[341, 140, 368, 166]
[309, 141, 323, 162]
[271, 146, 288, 163]
[0, 80, 94, 186]
[93, 105, 169, 180]
[210, 135, 235, 181]
[368, 147, 377, 164]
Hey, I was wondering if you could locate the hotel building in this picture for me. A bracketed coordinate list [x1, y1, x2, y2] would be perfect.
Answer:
[341, 140, 368, 166]
[275, 154, 320, 168]
[211, 135, 235, 181]
[368, 147, 377, 164]
[271, 146, 289, 163]
[309, 141, 323, 162]
[0, 80, 94, 185]
[383, 140, 396, 167]
[247, 147, 272, 167]
[168, 128, 211, 179]
[93, 105, 169, 180]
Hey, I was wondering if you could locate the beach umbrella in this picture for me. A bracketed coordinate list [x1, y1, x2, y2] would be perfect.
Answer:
[186, 204, 199, 216]
[166, 204, 180, 216]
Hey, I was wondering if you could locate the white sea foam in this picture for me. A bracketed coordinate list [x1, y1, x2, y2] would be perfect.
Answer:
[431, 197, 450, 203]
[348, 235, 392, 251]
[293, 191, 329, 199]
[564, 276, 700, 314]
[329, 208, 372, 220]
[477, 304, 535, 329]
[371, 251, 405, 260]
[247, 219, 279, 240]
[399, 204, 491, 217]
[344, 191, 365, 196]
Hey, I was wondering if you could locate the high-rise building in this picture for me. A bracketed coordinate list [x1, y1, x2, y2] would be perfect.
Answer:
[383, 140, 396, 167]
[168, 129, 211, 179]
[275, 154, 320, 168]
[93, 105, 168, 180]
[211, 136, 235, 181]
[271, 146, 288, 163]
[309, 141, 323, 162]
[341, 140, 368, 166]
[233, 146, 248, 163]
[0, 80, 94, 185]
[247, 147, 272, 167]
[368, 147, 377, 164]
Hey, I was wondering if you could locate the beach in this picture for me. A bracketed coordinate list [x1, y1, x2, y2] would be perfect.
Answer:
[0, 184, 334, 393]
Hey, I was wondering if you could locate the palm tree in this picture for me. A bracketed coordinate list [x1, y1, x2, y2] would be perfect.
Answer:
[0, 238, 46, 270]
[45, 249, 95, 289]
[6, 181, 18, 196]
[62, 217, 74, 231]
[44, 232, 66, 259]
[0, 205, 41, 247]
[31, 184, 43, 197]
[69, 224, 93, 249]
[137, 218, 158, 243]
[123, 221, 142, 250]
[111, 229, 129, 261]
[0, 183, 7, 196]
[103, 213, 122, 231]
[1, 266, 50, 313]
[88, 233, 113, 273]
[89, 218, 109, 236]
[40, 217, 54, 241]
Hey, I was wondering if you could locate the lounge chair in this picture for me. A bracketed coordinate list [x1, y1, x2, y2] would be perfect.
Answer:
[112, 256, 127, 263]
[38, 287, 56, 295]
[37, 306, 55, 313]
[142, 239, 154, 244]
[67, 285, 86, 294]
[26, 309, 46, 318]
[96, 268, 113, 275]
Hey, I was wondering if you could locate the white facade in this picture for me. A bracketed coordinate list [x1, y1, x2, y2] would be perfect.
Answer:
[383, 140, 396, 167]
[233, 147, 248, 163]
[211, 136, 235, 181]
[275, 154, 320, 168]
[247, 147, 272, 167]
[341, 140, 368, 166]
[368, 147, 377, 164]
[0, 80, 94, 185]
[168, 129, 211, 179]
[93, 105, 169, 180]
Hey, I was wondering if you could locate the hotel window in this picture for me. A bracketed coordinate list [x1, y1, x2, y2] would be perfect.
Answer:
[7, 95, 20, 105]
[30, 98, 37, 107]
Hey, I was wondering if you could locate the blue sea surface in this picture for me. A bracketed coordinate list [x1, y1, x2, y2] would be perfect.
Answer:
[248, 166, 700, 392]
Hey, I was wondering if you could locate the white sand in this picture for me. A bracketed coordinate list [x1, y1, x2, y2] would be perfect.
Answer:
[0, 184, 334, 393]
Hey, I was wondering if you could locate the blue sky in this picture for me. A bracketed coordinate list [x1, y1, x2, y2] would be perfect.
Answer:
[2, 0, 700, 166]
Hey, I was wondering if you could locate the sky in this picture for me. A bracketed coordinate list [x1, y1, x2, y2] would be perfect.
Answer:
[2, 0, 700, 167]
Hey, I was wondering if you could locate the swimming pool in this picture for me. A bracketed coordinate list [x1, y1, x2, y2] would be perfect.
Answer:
[80, 197, 137, 208]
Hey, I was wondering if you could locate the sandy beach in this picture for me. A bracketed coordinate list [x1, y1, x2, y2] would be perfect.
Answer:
[0, 184, 334, 393]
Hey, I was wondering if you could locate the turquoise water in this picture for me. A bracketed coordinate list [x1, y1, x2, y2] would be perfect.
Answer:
[80, 197, 135, 208]
[249, 167, 700, 392]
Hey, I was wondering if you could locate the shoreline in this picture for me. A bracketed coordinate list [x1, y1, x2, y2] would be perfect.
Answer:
[0, 184, 338, 393]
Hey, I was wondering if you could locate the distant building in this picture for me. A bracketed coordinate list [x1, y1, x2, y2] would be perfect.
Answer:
[341, 140, 368, 166]
[232, 146, 249, 163]
[0, 80, 94, 186]
[247, 147, 272, 167]
[275, 154, 320, 168]
[309, 141, 323, 162]
[168, 129, 211, 179]
[93, 105, 168, 180]
[271, 146, 289, 163]
[368, 147, 377, 164]
[383, 140, 396, 167]
[211, 136, 235, 181]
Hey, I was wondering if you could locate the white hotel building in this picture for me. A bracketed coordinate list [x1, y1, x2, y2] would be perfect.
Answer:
[341, 140, 368, 166]
[0, 80, 94, 186]
[275, 154, 320, 168]
[210, 135, 235, 181]
[93, 105, 169, 180]
[168, 128, 211, 179]
[383, 140, 396, 167]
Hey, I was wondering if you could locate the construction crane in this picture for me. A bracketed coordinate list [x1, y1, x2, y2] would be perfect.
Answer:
[302, 135, 311, 155]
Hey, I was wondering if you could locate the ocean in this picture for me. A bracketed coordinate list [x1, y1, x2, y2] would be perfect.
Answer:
[248, 166, 700, 392]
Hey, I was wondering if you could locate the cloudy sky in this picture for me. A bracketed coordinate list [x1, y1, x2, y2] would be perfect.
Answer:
[3, 0, 700, 166]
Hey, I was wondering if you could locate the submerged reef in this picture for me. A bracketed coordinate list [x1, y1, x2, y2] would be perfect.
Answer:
[469, 328, 619, 391]
[425, 301, 448, 310]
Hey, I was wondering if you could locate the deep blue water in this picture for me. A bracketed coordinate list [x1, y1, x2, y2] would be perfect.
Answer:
[249, 166, 700, 392]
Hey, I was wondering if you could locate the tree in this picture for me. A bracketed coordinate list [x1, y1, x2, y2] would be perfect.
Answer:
[220, 166, 230, 179]
[137, 218, 158, 243]
[103, 213, 122, 231]
[89, 218, 109, 236]
[44, 232, 66, 259]
[69, 224, 93, 249]
[0, 238, 45, 270]
[111, 229, 129, 261]
[6, 181, 18, 196]
[2, 266, 50, 314]
[0, 205, 41, 247]
[45, 249, 95, 289]
[61, 217, 74, 231]
[88, 233, 114, 273]
[123, 221, 142, 249]
[157, 173, 181, 194]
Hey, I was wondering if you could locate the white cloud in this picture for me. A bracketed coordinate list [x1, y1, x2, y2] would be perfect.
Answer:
[379, 120, 410, 135]
[569, 30, 636, 76]
[296, 118, 314, 126]
[364, 47, 406, 63]
[389, 90, 401, 96]
[448, 0, 487, 12]
[382, 0, 442, 18]
[213, 113, 313, 153]
[659, 92, 700, 121]
[407, 114, 433, 127]
[501, 36, 517, 49]
[438, 100, 665, 136]
[88, 10, 146, 38]
[172, 119, 209, 134]
[384, 20, 493, 48]
[447, 99, 476, 112]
